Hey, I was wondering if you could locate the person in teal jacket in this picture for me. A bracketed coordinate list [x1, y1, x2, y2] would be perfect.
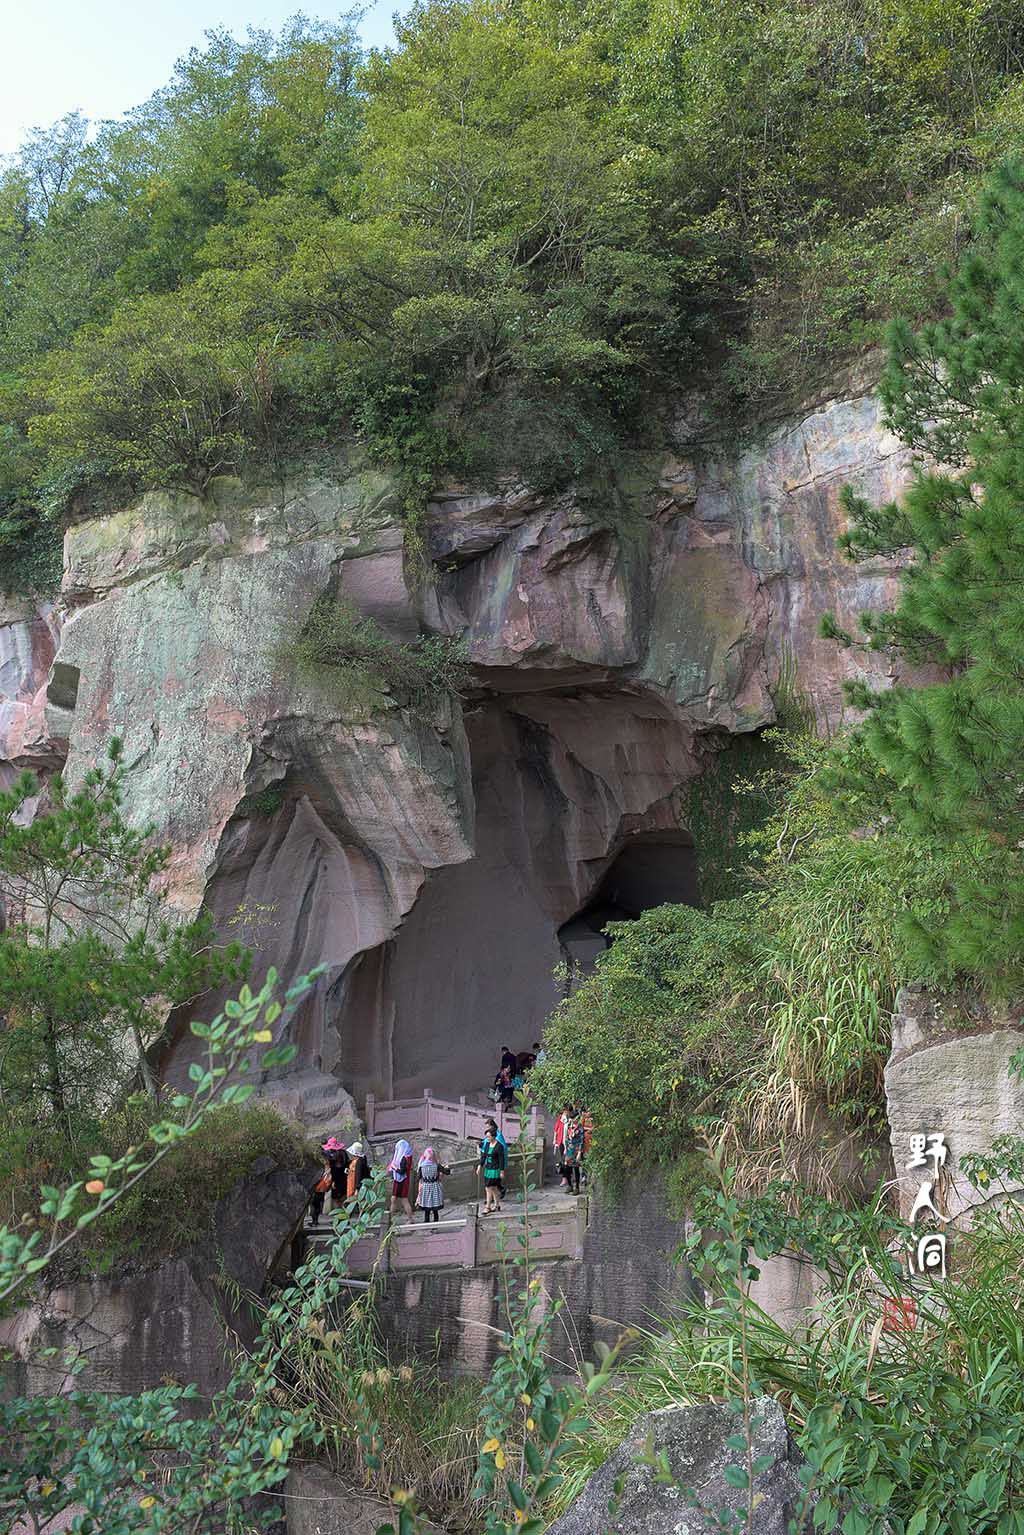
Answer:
[479, 1117, 508, 1197]
[478, 1126, 507, 1213]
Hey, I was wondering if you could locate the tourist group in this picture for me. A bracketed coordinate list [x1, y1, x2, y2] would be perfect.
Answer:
[306, 1116, 513, 1226]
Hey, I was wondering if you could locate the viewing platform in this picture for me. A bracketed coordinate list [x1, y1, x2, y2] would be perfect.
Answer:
[306, 1186, 591, 1274]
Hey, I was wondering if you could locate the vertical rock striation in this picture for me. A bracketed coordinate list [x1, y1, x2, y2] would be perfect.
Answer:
[0, 388, 918, 1116]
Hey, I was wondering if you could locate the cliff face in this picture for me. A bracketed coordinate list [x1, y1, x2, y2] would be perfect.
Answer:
[0, 389, 916, 1107]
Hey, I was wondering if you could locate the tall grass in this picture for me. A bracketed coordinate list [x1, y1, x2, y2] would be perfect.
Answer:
[553, 1191, 1024, 1534]
[267, 1286, 485, 1530]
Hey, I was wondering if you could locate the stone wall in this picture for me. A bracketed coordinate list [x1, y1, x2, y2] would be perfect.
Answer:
[365, 1178, 696, 1375]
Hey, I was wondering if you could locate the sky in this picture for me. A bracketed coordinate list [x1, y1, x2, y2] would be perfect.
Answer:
[0, 1, 409, 157]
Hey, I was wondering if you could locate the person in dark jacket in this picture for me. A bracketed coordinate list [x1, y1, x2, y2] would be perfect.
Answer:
[560, 1115, 584, 1195]
[308, 1158, 332, 1226]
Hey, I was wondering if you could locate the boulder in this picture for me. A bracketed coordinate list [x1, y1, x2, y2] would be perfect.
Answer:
[547, 1396, 808, 1535]
[0, 1155, 316, 1406]
[284, 1462, 448, 1535]
[885, 984, 1024, 1221]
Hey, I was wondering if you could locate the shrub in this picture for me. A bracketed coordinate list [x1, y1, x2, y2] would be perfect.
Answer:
[0, 1100, 310, 1277]
[557, 1158, 1024, 1535]
[535, 731, 944, 1197]
[288, 596, 471, 715]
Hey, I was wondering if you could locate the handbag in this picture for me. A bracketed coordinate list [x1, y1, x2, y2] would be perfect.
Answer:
[315, 1172, 332, 1194]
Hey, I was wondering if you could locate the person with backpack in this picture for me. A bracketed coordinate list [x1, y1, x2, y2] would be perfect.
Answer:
[308, 1157, 333, 1226]
[344, 1140, 372, 1205]
[321, 1136, 349, 1212]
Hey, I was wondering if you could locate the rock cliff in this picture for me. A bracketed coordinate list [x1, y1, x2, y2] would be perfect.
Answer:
[0, 387, 916, 1110]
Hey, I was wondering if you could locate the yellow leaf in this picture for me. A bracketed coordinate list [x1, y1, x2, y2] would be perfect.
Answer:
[482, 1438, 500, 1454]
[269, 1436, 285, 1460]
[253, 1029, 273, 1043]
[41, 1481, 56, 1497]
[520, 1393, 531, 1406]
[526, 1417, 535, 1431]
[495, 1449, 506, 1471]
[140, 1496, 156, 1510]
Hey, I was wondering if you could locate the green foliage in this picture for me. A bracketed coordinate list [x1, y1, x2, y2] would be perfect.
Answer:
[66, 1101, 307, 1273]
[681, 669, 814, 903]
[0, 1098, 305, 1274]
[288, 595, 471, 715]
[270, 1291, 484, 1529]
[1, 1139, 374, 1535]
[0, 966, 309, 1310]
[1, 3, 1021, 585]
[557, 1152, 1024, 1535]
[237, 781, 287, 818]
[824, 156, 1024, 993]
[534, 731, 936, 1196]
[0, 738, 248, 1141]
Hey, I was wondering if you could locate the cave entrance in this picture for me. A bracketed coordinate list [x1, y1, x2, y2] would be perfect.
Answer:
[332, 697, 702, 1104]
[557, 830, 699, 979]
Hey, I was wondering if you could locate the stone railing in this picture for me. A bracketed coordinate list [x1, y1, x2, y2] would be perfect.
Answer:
[327, 1198, 589, 1277]
[365, 1088, 540, 1145]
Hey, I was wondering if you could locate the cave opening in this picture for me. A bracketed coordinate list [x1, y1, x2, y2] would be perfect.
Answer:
[557, 830, 699, 979]
[331, 696, 704, 1106]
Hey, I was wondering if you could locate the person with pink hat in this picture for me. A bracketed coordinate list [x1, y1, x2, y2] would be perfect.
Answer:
[321, 1136, 349, 1215]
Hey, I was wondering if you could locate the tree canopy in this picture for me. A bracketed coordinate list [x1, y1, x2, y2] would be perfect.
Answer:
[2, 0, 1024, 588]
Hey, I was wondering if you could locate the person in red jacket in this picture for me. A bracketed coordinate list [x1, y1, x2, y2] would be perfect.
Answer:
[553, 1103, 575, 1188]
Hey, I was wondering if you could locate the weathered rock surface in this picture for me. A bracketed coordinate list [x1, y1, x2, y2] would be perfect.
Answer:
[253, 1066, 362, 1145]
[284, 1463, 447, 1535]
[0, 595, 61, 777]
[0, 388, 921, 1114]
[547, 1395, 808, 1535]
[885, 985, 1024, 1221]
[0, 1155, 314, 1406]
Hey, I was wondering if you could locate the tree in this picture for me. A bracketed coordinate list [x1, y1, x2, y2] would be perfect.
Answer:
[0, 738, 246, 1137]
[824, 157, 1024, 989]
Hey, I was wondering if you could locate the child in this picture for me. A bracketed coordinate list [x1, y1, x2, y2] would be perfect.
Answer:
[416, 1146, 451, 1223]
[479, 1126, 507, 1214]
